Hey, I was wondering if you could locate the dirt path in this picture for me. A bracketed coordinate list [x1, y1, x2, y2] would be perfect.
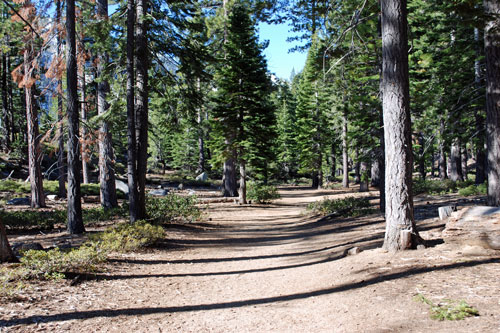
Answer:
[1, 187, 500, 332]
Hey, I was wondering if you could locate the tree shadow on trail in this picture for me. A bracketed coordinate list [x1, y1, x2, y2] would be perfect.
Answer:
[2, 258, 497, 328]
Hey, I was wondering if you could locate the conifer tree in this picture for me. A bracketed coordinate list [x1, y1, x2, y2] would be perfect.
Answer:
[212, 3, 275, 203]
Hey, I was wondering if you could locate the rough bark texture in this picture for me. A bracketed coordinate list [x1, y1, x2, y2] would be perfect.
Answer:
[438, 119, 447, 180]
[342, 109, 349, 188]
[97, 0, 118, 209]
[66, 0, 84, 234]
[127, 0, 138, 222]
[239, 161, 246, 204]
[222, 154, 238, 197]
[474, 27, 487, 185]
[462, 145, 468, 181]
[484, 0, 500, 206]
[381, 0, 419, 251]
[0, 220, 15, 263]
[56, 0, 66, 198]
[24, 45, 45, 209]
[135, 0, 149, 220]
[80, 66, 89, 184]
[1, 52, 9, 151]
[448, 139, 463, 182]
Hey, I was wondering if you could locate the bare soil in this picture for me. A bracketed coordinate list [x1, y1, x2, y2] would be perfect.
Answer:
[1, 186, 499, 332]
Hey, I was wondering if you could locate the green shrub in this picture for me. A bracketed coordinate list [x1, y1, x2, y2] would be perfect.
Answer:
[458, 183, 487, 196]
[0, 180, 31, 194]
[247, 182, 280, 204]
[413, 179, 475, 195]
[307, 196, 372, 217]
[92, 220, 164, 252]
[414, 294, 479, 321]
[146, 194, 201, 223]
[18, 244, 107, 280]
[83, 205, 128, 224]
[0, 209, 66, 231]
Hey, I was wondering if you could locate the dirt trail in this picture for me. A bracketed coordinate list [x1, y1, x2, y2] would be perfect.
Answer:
[1, 187, 500, 332]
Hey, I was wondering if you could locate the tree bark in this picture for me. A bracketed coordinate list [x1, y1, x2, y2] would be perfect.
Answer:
[0, 220, 16, 263]
[135, 0, 149, 220]
[331, 144, 336, 180]
[342, 108, 349, 188]
[56, 0, 66, 198]
[462, 144, 468, 181]
[381, 0, 419, 251]
[449, 139, 463, 182]
[417, 132, 425, 179]
[97, 0, 118, 209]
[1, 51, 9, 152]
[239, 160, 247, 204]
[222, 152, 238, 197]
[24, 43, 45, 209]
[438, 119, 447, 180]
[127, 0, 139, 222]
[79, 64, 89, 184]
[66, 0, 84, 234]
[485, 0, 500, 206]
[474, 27, 487, 184]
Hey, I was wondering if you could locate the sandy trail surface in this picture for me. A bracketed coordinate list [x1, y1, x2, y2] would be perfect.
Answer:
[1, 187, 499, 332]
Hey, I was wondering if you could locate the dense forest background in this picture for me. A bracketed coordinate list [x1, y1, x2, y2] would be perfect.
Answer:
[0, 0, 499, 256]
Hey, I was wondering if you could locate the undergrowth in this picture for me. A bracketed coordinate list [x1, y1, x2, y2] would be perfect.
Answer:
[146, 194, 201, 223]
[307, 196, 373, 217]
[413, 179, 478, 196]
[414, 294, 479, 321]
[247, 182, 280, 204]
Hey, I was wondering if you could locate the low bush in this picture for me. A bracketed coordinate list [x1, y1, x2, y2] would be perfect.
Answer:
[247, 182, 280, 204]
[18, 244, 107, 280]
[92, 220, 164, 252]
[457, 183, 487, 197]
[413, 179, 475, 195]
[307, 196, 372, 217]
[0, 210, 66, 231]
[146, 194, 201, 223]
[83, 205, 128, 224]
[414, 294, 479, 321]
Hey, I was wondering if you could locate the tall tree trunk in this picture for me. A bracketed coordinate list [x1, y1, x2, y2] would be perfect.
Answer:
[127, 0, 138, 222]
[331, 144, 336, 180]
[239, 160, 246, 204]
[417, 132, 425, 179]
[438, 118, 447, 180]
[462, 144, 468, 181]
[342, 108, 349, 188]
[66, 0, 84, 234]
[0, 220, 16, 263]
[56, 0, 66, 199]
[24, 43, 45, 209]
[79, 65, 89, 184]
[359, 160, 369, 192]
[381, 0, 419, 251]
[222, 154, 238, 197]
[135, 0, 149, 220]
[354, 149, 360, 184]
[474, 27, 487, 184]
[197, 106, 205, 174]
[449, 139, 463, 181]
[485, 0, 500, 206]
[1, 52, 9, 152]
[97, 0, 118, 209]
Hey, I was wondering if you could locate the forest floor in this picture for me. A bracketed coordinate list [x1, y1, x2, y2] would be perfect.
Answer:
[1, 186, 500, 332]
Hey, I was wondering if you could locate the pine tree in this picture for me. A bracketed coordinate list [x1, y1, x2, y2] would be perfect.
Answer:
[212, 3, 275, 203]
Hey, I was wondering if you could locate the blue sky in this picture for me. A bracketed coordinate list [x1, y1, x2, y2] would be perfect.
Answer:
[258, 22, 307, 80]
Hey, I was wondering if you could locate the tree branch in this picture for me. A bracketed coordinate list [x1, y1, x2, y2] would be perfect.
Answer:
[1, 0, 41, 39]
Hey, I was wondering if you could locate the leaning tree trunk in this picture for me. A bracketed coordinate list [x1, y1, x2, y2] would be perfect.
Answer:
[342, 108, 349, 188]
[484, 0, 500, 206]
[0, 220, 16, 263]
[24, 43, 45, 209]
[66, 0, 84, 234]
[135, 0, 149, 220]
[97, 0, 118, 209]
[381, 0, 419, 251]
[126, 0, 138, 222]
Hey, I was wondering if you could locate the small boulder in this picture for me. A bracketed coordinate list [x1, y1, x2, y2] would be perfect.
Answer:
[7, 197, 31, 206]
[195, 172, 208, 182]
[149, 189, 169, 196]
[438, 206, 456, 220]
[346, 247, 362, 256]
[115, 179, 129, 195]
[178, 183, 184, 190]
[46, 194, 59, 201]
